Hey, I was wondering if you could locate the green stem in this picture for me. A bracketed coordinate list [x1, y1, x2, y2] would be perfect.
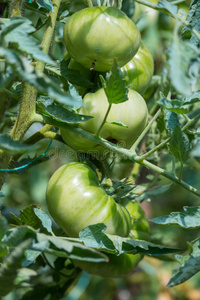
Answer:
[179, 162, 183, 181]
[55, 123, 200, 198]
[139, 113, 200, 161]
[130, 108, 162, 153]
[95, 103, 112, 137]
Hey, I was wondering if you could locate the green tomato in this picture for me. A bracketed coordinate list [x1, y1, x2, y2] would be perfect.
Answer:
[63, 6, 141, 72]
[46, 162, 149, 278]
[121, 41, 154, 95]
[46, 162, 131, 238]
[79, 88, 148, 148]
[60, 88, 148, 155]
[73, 198, 149, 277]
[73, 252, 142, 278]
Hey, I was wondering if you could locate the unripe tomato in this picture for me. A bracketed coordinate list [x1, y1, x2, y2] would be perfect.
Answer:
[60, 88, 148, 154]
[63, 6, 141, 72]
[79, 88, 148, 148]
[73, 251, 142, 278]
[73, 199, 149, 277]
[121, 42, 154, 95]
[46, 162, 131, 238]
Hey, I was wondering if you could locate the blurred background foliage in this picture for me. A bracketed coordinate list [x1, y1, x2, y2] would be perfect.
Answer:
[1, 0, 200, 299]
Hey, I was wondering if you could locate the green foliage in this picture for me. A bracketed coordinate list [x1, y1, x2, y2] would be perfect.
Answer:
[0, 0, 200, 297]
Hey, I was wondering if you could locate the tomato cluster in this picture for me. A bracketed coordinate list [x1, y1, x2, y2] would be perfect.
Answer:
[46, 5, 153, 277]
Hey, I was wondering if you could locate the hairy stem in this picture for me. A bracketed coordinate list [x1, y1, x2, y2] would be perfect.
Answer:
[0, 0, 61, 190]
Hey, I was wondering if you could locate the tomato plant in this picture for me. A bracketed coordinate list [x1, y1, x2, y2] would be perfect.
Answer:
[46, 162, 149, 277]
[0, 0, 200, 299]
[121, 41, 154, 95]
[63, 6, 141, 71]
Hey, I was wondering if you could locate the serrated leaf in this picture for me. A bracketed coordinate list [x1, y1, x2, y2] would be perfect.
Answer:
[105, 120, 128, 128]
[23, 249, 41, 267]
[37, 97, 92, 124]
[0, 239, 32, 297]
[157, 93, 188, 114]
[0, 47, 78, 107]
[169, 125, 190, 162]
[157, 0, 178, 16]
[11, 205, 42, 229]
[151, 206, 200, 229]
[2, 226, 36, 248]
[60, 60, 94, 88]
[34, 233, 107, 263]
[33, 208, 53, 235]
[0, 17, 54, 64]
[0, 134, 35, 154]
[79, 224, 181, 256]
[167, 238, 200, 287]
[164, 110, 180, 134]
[37, 0, 54, 11]
[182, 0, 200, 47]
[184, 91, 200, 104]
[79, 224, 116, 253]
[104, 60, 128, 104]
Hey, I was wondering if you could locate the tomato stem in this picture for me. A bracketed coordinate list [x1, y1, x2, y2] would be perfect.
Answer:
[130, 108, 162, 154]
[56, 124, 200, 198]
[95, 103, 112, 138]
[0, 0, 61, 190]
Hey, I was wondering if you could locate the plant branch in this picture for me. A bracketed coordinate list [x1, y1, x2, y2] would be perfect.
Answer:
[55, 124, 200, 198]
[130, 108, 162, 153]
[0, 0, 61, 190]
[139, 113, 200, 161]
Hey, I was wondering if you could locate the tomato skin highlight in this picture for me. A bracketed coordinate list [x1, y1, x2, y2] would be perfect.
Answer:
[46, 162, 131, 238]
[63, 6, 141, 72]
[121, 41, 154, 95]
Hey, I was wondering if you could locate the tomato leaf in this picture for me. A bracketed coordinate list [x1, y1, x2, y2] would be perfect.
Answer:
[37, 97, 92, 124]
[164, 110, 181, 135]
[33, 208, 54, 235]
[167, 238, 200, 287]
[151, 206, 200, 229]
[158, 93, 189, 114]
[0, 239, 32, 297]
[0, 17, 54, 65]
[10, 205, 42, 229]
[103, 60, 128, 104]
[168, 29, 197, 96]
[169, 125, 190, 162]
[0, 134, 35, 154]
[79, 223, 181, 256]
[181, 0, 200, 47]
[60, 60, 94, 88]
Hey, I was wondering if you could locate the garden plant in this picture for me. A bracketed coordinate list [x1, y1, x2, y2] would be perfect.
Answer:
[0, 0, 200, 299]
